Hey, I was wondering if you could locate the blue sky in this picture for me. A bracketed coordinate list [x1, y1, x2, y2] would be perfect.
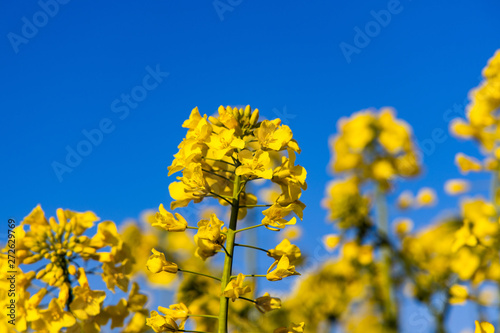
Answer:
[2, 0, 500, 331]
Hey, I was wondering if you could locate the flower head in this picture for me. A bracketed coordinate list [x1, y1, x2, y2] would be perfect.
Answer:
[146, 249, 178, 274]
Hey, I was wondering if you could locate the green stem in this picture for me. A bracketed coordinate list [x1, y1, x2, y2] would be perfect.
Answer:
[240, 204, 272, 208]
[203, 157, 236, 167]
[234, 243, 270, 254]
[178, 269, 221, 281]
[188, 314, 219, 319]
[231, 274, 266, 279]
[210, 192, 233, 206]
[61, 257, 73, 311]
[235, 224, 265, 234]
[203, 169, 233, 183]
[238, 296, 257, 304]
[186, 226, 198, 230]
[489, 163, 500, 327]
[218, 174, 241, 333]
[374, 186, 398, 329]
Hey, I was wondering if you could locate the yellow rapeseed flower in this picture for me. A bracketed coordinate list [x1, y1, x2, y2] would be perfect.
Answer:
[475, 321, 495, 333]
[223, 273, 251, 302]
[455, 153, 482, 174]
[444, 179, 470, 195]
[274, 322, 305, 333]
[146, 248, 178, 274]
[153, 204, 188, 232]
[194, 214, 227, 260]
[255, 292, 281, 313]
[266, 255, 300, 281]
[449, 284, 468, 305]
[416, 187, 437, 207]
[323, 234, 341, 252]
[268, 239, 301, 264]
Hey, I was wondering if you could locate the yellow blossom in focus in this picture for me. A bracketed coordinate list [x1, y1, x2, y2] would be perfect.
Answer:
[194, 213, 227, 260]
[39, 298, 76, 333]
[223, 273, 252, 302]
[235, 149, 273, 179]
[268, 239, 301, 264]
[255, 119, 297, 151]
[146, 310, 180, 333]
[206, 128, 245, 159]
[70, 268, 106, 320]
[266, 255, 300, 281]
[169, 162, 211, 209]
[158, 303, 189, 322]
[262, 202, 303, 230]
[146, 248, 178, 274]
[153, 204, 188, 232]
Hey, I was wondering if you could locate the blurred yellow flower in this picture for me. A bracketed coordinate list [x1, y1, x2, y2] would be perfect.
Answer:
[455, 153, 482, 174]
[396, 190, 413, 209]
[475, 321, 495, 333]
[394, 218, 413, 236]
[449, 284, 468, 305]
[255, 293, 281, 313]
[323, 234, 341, 252]
[444, 179, 470, 195]
[281, 225, 302, 241]
[416, 187, 437, 207]
[274, 322, 305, 333]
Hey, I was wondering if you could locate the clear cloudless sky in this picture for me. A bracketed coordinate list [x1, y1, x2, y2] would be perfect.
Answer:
[1, 1, 500, 332]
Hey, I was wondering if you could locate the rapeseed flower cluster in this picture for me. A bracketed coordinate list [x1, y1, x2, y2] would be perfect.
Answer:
[1, 205, 148, 332]
[146, 106, 306, 332]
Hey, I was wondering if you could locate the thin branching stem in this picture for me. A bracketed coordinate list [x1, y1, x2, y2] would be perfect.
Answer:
[235, 224, 266, 234]
[178, 269, 221, 281]
[234, 243, 270, 254]
[202, 169, 233, 183]
[238, 296, 257, 304]
[209, 192, 233, 206]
